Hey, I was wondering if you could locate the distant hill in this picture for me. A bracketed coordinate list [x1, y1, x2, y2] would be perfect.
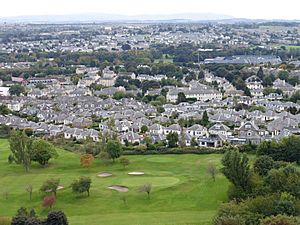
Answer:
[0, 13, 234, 23]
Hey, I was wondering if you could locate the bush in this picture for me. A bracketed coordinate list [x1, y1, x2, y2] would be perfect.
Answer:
[45, 211, 68, 225]
[213, 215, 246, 225]
[260, 215, 300, 225]
[227, 184, 249, 201]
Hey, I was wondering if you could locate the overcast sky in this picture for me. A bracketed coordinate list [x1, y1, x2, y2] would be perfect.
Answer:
[1, 0, 299, 20]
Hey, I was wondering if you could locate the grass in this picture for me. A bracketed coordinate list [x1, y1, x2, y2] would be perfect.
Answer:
[0, 139, 229, 225]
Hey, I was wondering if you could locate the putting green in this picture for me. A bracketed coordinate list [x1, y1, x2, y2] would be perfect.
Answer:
[118, 176, 180, 188]
[146, 157, 175, 163]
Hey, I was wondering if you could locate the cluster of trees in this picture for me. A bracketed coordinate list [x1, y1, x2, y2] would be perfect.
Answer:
[11, 207, 68, 225]
[214, 148, 300, 225]
[9, 130, 58, 172]
[257, 135, 300, 165]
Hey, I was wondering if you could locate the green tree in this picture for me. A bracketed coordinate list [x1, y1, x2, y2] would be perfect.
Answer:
[31, 139, 58, 166]
[201, 110, 209, 127]
[207, 163, 217, 182]
[40, 179, 60, 196]
[9, 85, 25, 96]
[139, 183, 152, 200]
[71, 176, 92, 197]
[221, 150, 252, 191]
[166, 132, 179, 148]
[191, 137, 198, 147]
[9, 130, 32, 172]
[106, 140, 123, 162]
[257, 136, 300, 164]
[253, 156, 275, 177]
[0, 104, 11, 115]
[35, 83, 46, 89]
[177, 92, 187, 104]
[257, 66, 264, 79]
[265, 166, 300, 198]
[140, 125, 148, 134]
[120, 157, 130, 169]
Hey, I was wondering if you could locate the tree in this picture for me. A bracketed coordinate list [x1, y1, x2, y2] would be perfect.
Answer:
[121, 44, 131, 51]
[26, 184, 33, 200]
[9, 85, 25, 96]
[31, 139, 58, 166]
[166, 132, 179, 148]
[43, 196, 56, 209]
[265, 166, 300, 198]
[44, 211, 68, 225]
[35, 83, 46, 90]
[191, 137, 198, 147]
[120, 157, 130, 169]
[207, 163, 217, 182]
[139, 183, 152, 200]
[257, 66, 264, 79]
[40, 179, 60, 196]
[253, 156, 275, 177]
[99, 151, 110, 165]
[257, 136, 300, 164]
[106, 140, 123, 162]
[9, 130, 32, 172]
[177, 92, 187, 104]
[11, 207, 40, 225]
[201, 110, 209, 127]
[80, 154, 94, 167]
[0, 104, 11, 115]
[140, 125, 148, 134]
[71, 176, 92, 197]
[221, 150, 252, 191]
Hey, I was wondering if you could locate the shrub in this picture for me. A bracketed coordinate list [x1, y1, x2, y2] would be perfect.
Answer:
[45, 211, 68, 225]
[261, 215, 300, 225]
[43, 196, 56, 209]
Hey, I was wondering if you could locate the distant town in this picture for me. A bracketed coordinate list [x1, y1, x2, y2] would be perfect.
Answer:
[0, 22, 300, 148]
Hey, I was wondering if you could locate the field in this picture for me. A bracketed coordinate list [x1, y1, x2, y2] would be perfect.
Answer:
[0, 139, 229, 225]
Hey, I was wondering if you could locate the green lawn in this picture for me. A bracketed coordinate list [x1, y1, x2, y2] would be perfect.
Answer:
[0, 139, 229, 225]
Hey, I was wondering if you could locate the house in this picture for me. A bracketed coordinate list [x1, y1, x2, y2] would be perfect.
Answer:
[7, 101, 23, 111]
[98, 68, 117, 87]
[164, 124, 181, 135]
[166, 85, 222, 103]
[149, 124, 165, 135]
[0, 87, 10, 96]
[186, 124, 208, 137]
[209, 123, 232, 137]
[72, 117, 93, 128]
[198, 134, 224, 148]
[236, 121, 262, 144]
[245, 75, 264, 97]
[120, 131, 142, 144]
[267, 118, 300, 137]
[272, 79, 295, 96]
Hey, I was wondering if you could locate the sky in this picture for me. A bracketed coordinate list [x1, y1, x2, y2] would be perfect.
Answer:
[0, 0, 299, 20]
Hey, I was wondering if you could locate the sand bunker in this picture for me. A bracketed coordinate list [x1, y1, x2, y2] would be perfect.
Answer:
[128, 171, 145, 175]
[108, 185, 129, 192]
[98, 172, 113, 177]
